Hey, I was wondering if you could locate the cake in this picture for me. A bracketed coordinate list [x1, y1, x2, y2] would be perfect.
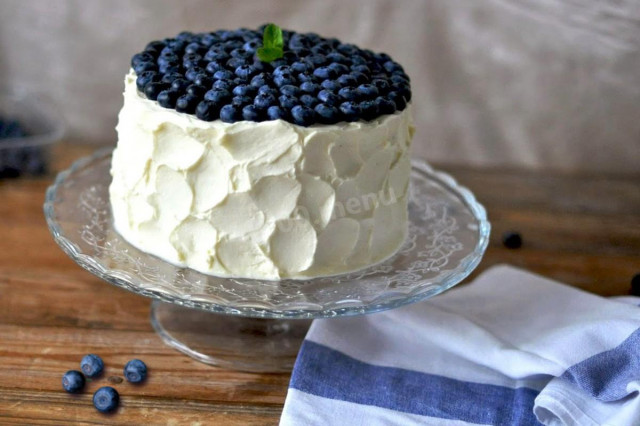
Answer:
[110, 25, 414, 280]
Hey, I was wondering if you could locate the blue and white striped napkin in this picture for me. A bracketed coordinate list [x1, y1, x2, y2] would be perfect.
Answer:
[280, 265, 640, 426]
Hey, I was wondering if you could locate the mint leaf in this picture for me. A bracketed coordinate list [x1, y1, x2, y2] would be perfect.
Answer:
[257, 23, 283, 62]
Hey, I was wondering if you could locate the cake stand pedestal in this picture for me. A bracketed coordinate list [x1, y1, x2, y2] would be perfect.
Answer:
[44, 148, 489, 372]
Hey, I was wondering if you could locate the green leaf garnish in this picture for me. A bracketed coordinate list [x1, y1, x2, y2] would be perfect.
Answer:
[257, 23, 284, 63]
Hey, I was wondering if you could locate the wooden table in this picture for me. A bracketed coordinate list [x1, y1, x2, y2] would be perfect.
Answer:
[1, 144, 638, 424]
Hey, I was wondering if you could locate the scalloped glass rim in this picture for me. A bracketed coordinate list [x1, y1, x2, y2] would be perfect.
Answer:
[44, 148, 490, 319]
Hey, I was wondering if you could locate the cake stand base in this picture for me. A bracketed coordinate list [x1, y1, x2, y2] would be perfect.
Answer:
[150, 301, 311, 372]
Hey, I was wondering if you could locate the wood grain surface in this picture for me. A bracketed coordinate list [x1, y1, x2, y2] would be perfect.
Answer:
[0, 144, 638, 425]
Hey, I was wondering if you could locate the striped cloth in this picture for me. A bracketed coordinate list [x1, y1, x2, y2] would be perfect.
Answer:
[280, 265, 640, 426]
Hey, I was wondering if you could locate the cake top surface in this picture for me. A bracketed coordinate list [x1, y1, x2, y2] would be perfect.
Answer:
[131, 24, 411, 127]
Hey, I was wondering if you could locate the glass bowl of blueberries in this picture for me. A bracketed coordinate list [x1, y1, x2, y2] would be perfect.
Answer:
[0, 88, 65, 178]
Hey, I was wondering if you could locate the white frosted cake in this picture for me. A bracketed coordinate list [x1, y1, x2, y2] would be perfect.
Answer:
[110, 26, 414, 279]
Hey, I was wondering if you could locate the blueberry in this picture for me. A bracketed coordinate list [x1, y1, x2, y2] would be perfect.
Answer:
[123, 359, 147, 384]
[254, 92, 277, 109]
[297, 72, 317, 83]
[313, 66, 335, 80]
[273, 73, 296, 87]
[350, 71, 369, 84]
[267, 105, 287, 120]
[317, 89, 340, 106]
[231, 95, 252, 107]
[242, 105, 264, 121]
[185, 42, 206, 55]
[185, 66, 205, 82]
[360, 100, 379, 120]
[337, 74, 358, 87]
[196, 100, 221, 121]
[326, 52, 349, 64]
[131, 52, 155, 68]
[391, 74, 409, 85]
[375, 97, 396, 115]
[356, 83, 379, 100]
[159, 61, 180, 74]
[227, 57, 248, 69]
[393, 83, 412, 102]
[279, 84, 301, 97]
[371, 78, 391, 93]
[300, 82, 319, 94]
[157, 89, 181, 108]
[202, 33, 221, 47]
[143, 82, 169, 100]
[502, 232, 522, 249]
[206, 60, 225, 74]
[235, 64, 257, 79]
[291, 105, 316, 126]
[194, 74, 213, 88]
[81, 354, 104, 378]
[182, 53, 203, 69]
[213, 69, 234, 81]
[321, 80, 341, 91]
[212, 79, 233, 91]
[136, 71, 160, 91]
[273, 65, 292, 76]
[339, 101, 361, 122]
[62, 370, 85, 393]
[230, 47, 251, 59]
[170, 78, 190, 92]
[205, 50, 230, 62]
[314, 103, 341, 124]
[278, 94, 299, 109]
[220, 104, 241, 123]
[351, 64, 371, 75]
[291, 61, 311, 73]
[383, 60, 403, 73]
[232, 84, 256, 97]
[93, 387, 119, 413]
[133, 61, 157, 74]
[388, 91, 407, 110]
[161, 71, 183, 83]
[186, 84, 207, 97]
[299, 94, 319, 108]
[257, 85, 278, 97]
[176, 94, 201, 113]
[250, 73, 271, 88]
[631, 274, 640, 296]
[338, 87, 359, 102]
[243, 40, 260, 53]
[328, 62, 350, 76]
[158, 53, 179, 68]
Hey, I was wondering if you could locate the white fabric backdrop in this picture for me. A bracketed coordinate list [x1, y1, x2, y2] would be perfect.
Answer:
[1, 0, 638, 173]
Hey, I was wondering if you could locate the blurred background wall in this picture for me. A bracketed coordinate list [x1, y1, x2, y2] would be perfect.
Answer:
[0, 0, 638, 173]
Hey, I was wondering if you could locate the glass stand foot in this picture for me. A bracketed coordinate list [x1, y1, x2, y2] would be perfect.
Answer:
[150, 300, 311, 372]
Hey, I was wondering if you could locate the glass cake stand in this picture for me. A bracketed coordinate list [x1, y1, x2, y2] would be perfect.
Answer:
[44, 148, 490, 372]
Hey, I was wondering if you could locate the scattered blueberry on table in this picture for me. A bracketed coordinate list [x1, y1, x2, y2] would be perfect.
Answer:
[0, 117, 48, 178]
[631, 273, 640, 296]
[123, 359, 147, 383]
[62, 370, 86, 393]
[132, 23, 411, 126]
[93, 386, 120, 413]
[502, 231, 523, 249]
[81, 354, 104, 378]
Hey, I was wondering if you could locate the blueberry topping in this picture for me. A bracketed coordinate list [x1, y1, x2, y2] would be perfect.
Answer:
[157, 89, 181, 108]
[123, 359, 148, 383]
[93, 386, 119, 413]
[314, 103, 340, 124]
[291, 105, 316, 126]
[220, 104, 241, 122]
[267, 105, 287, 120]
[62, 370, 85, 393]
[176, 94, 201, 113]
[130, 26, 410, 124]
[242, 104, 264, 121]
[502, 231, 523, 249]
[339, 101, 361, 122]
[631, 273, 640, 296]
[81, 354, 104, 378]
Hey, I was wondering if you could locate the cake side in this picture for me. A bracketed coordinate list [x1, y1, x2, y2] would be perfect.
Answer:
[110, 70, 414, 279]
